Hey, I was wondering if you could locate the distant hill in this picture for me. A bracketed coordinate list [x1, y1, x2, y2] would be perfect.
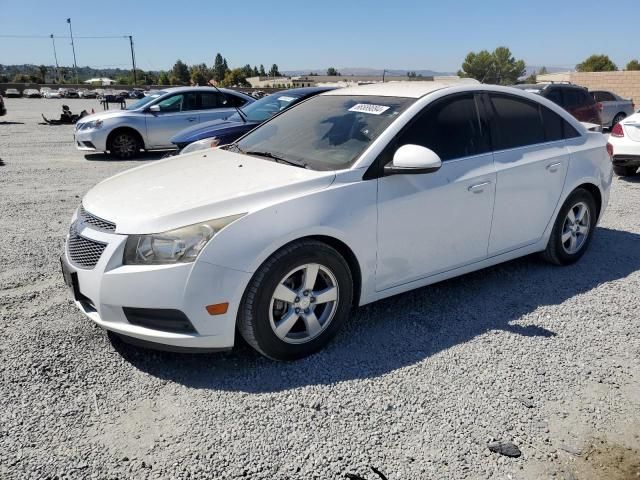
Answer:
[283, 67, 454, 77]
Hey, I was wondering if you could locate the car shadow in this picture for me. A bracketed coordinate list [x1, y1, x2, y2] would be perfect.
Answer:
[84, 151, 172, 162]
[0, 121, 25, 125]
[618, 174, 640, 183]
[111, 227, 640, 393]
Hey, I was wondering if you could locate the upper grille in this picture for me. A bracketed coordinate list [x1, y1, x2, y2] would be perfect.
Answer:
[68, 232, 107, 269]
[79, 206, 116, 232]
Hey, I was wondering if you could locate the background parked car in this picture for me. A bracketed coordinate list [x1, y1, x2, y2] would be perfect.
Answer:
[129, 88, 145, 99]
[64, 88, 80, 99]
[5, 88, 21, 98]
[78, 88, 97, 99]
[172, 86, 337, 153]
[74, 86, 256, 158]
[44, 90, 61, 99]
[607, 112, 640, 176]
[23, 88, 42, 98]
[0, 95, 6, 116]
[513, 83, 602, 126]
[590, 90, 635, 128]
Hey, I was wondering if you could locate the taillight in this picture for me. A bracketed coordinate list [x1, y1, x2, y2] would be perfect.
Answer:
[596, 102, 603, 112]
[606, 143, 614, 158]
[611, 123, 624, 137]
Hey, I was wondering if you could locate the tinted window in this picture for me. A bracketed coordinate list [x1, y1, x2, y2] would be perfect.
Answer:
[226, 94, 248, 107]
[544, 89, 563, 106]
[199, 92, 225, 109]
[182, 93, 198, 111]
[397, 94, 488, 161]
[156, 94, 184, 112]
[540, 105, 564, 142]
[593, 91, 615, 102]
[490, 94, 545, 149]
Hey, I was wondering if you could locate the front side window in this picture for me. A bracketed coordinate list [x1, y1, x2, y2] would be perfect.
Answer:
[155, 93, 197, 112]
[396, 94, 489, 161]
[490, 94, 545, 149]
[235, 95, 415, 171]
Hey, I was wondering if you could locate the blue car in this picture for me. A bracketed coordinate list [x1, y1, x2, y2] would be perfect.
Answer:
[171, 86, 336, 154]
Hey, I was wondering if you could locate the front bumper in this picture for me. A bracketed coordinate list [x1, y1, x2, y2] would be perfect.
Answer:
[74, 127, 109, 152]
[62, 225, 252, 350]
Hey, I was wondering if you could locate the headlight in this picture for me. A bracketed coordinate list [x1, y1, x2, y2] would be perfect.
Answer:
[81, 119, 103, 130]
[180, 137, 220, 155]
[123, 214, 244, 265]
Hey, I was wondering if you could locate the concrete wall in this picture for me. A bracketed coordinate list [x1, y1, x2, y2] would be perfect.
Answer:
[538, 71, 640, 103]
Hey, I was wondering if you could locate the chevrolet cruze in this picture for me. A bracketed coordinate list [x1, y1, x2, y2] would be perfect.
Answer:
[62, 82, 612, 360]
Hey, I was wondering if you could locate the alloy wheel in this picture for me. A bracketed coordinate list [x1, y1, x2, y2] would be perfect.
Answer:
[561, 201, 590, 254]
[112, 134, 137, 157]
[269, 263, 339, 344]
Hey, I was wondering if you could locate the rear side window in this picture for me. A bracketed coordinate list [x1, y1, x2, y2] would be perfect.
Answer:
[225, 94, 248, 108]
[544, 89, 563, 106]
[397, 93, 489, 161]
[540, 105, 580, 141]
[199, 92, 225, 109]
[593, 91, 615, 102]
[490, 94, 545, 149]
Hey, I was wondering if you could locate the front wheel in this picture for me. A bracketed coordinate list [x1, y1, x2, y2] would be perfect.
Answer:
[109, 131, 140, 159]
[542, 188, 597, 265]
[238, 240, 353, 361]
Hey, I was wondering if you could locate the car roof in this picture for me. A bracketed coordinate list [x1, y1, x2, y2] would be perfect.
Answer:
[160, 86, 253, 98]
[321, 80, 482, 98]
[275, 86, 338, 96]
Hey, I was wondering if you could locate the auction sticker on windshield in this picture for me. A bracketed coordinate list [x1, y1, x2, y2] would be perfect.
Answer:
[348, 104, 391, 115]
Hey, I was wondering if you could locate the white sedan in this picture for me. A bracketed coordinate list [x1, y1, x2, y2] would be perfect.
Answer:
[61, 82, 612, 360]
[607, 111, 640, 176]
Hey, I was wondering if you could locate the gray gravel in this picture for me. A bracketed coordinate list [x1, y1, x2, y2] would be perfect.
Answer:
[1, 98, 639, 480]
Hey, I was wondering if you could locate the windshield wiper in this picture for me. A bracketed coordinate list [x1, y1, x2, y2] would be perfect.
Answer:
[245, 150, 307, 169]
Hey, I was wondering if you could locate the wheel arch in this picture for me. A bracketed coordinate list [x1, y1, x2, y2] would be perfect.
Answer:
[106, 126, 145, 150]
[575, 182, 602, 219]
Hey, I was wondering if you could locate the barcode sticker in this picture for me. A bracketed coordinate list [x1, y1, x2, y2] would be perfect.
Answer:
[348, 104, 390, 115]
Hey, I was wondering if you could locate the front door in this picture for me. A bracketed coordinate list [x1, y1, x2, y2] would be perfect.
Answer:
[145, 92, 200, 148]
[376, 93, 496, 291]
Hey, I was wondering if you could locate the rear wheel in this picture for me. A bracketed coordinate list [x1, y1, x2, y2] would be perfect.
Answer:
[109, 131, 140, 159]
[543, 188, 596, 265]
[611, 113, 626, 128]
[613, 165, 638, 176]
[238, 240, 353, 361]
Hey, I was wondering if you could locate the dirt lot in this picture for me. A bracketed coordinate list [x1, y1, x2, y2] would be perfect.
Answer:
[1, 97, 639, 479]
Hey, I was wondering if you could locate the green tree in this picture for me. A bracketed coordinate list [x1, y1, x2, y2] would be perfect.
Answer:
[576, 54, 617, 72]
[190, 63, 210, 85]
[38, 65, 48, 83]
[269, 64, 280, 77]
[538, 66, 548, 75]
[252, 65, 259, 77]
[220, 68, 250, 87]
[170, 59, 190, 85]
[626, 59, 640, 71]
[212, 53, 228, 82]
[326, 67, 340, 76]
[259, 64, 266, 76]
[158, 71, 170, 85]
[12, 73, 30, 83]
[458, 47, 525, 85]
[241, 64, 254, 78]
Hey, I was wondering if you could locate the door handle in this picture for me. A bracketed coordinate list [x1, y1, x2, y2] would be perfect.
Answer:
[468, 181, 492, 193]
[187, 117, 197, 122]
[546, 162, 562, 172]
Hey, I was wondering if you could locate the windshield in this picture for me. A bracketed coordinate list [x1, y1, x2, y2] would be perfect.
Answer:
[235, 95, 414, 171]
[127, 91, 166, 110]
[228, 92, 303, 122]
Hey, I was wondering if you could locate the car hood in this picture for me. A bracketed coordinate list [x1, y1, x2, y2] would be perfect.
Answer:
[170, 118, 259, 144]
[77, 109, 140, 123]
[82, 148, 336, 234]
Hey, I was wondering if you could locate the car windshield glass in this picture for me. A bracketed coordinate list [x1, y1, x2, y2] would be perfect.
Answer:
[126, 91, 166, 110]
[236, 95, 415, 171]
[228, 92, 303, 122]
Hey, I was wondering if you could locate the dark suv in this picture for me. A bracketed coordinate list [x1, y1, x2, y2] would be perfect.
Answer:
[513, 83, 602, 126]
[0, 94, 6, 116]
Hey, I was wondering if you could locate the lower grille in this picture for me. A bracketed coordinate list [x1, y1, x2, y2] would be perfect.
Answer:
[68, 232, 107, 269]
[123, 308, 197, 333]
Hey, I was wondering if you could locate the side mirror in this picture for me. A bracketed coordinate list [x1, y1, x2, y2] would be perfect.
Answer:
[147, 105, 160, 113]
[384, 144, 442, 175]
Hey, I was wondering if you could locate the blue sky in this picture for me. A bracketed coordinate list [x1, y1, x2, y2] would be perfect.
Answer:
[1, 0, 638, 72]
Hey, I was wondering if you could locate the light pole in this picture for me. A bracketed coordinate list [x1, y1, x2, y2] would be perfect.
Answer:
[50, 34, 60, 83]
[128, 36, 137, 86]
[66, 18, 79, 85]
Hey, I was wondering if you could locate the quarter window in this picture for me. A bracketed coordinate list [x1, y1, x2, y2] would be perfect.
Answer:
[490, 94, 545, 149]
[199, 92, 226, 109]
[397, 94, 489, 161]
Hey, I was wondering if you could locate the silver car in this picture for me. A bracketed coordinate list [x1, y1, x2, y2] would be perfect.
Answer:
[74, 87, 255, 158]
[590, 90, 635, 128]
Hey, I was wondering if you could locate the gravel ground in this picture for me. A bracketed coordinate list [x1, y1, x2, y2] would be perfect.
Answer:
[1, 98, 639, 480]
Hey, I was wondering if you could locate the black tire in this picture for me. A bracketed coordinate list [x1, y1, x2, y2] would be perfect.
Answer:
[542, 188, 597, 266]
[611, 113, 626, 128]
[238, 240, 353, 361]
[108, 130, 140, 159]
[613, 165, 638, 176]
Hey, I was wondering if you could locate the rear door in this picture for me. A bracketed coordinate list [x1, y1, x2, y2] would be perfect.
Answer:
[145, 92, 200, 147]
[593, 91, 616, 125]
[198, 92, 246, 123]
[485, 93, 571, 255]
